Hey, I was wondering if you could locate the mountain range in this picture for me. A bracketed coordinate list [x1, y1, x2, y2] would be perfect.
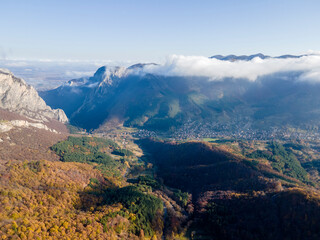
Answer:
[39, 54, 320, 134]
[210, 53, 305, 61]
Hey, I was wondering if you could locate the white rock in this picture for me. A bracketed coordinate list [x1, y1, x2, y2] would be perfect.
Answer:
[0, 69, 68, 123]
[10, 120, 58, 133]
[0, 122, 13, 132]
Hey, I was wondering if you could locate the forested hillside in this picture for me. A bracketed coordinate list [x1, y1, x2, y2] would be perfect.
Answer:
[138, 138, 320, 239]
[0, 136, 165, 239]
[3, 122, 320, 239]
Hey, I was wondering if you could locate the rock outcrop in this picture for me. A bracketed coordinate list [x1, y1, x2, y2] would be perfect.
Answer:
[0, 68, 68, 123]
[0, 120, 58, 133]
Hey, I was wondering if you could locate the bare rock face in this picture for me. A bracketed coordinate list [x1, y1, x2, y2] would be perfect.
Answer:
[0, 68, 68, 123]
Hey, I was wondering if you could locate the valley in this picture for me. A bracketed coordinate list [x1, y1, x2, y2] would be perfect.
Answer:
[134, 119, 320, 141]
[3, 103, 320, 239]
[40, 61, 320, 143]
[2, 56, 320, 239]
[2, 0, 320, 238]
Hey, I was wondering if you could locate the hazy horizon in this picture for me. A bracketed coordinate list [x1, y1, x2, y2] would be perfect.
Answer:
[2, 51, 320, 89]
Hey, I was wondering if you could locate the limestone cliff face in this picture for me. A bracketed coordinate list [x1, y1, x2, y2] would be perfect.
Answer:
[0, 68, 68, 123]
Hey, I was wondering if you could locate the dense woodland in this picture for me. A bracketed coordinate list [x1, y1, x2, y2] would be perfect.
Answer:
[0, 136, 164, 239]
[139, 138, 320, 239]
[2, 133, 320, 239]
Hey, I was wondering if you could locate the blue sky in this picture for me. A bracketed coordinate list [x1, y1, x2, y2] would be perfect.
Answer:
[1, 0, 320, 62]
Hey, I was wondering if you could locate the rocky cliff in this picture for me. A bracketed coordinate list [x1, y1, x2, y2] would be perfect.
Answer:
[0, 68, 68, 123]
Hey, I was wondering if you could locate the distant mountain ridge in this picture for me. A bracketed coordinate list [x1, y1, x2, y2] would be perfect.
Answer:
[210, 53, 306, 61]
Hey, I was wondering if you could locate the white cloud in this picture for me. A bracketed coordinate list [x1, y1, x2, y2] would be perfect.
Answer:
[140, 54, 320, 82]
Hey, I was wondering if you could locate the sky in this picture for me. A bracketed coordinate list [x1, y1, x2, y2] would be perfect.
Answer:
[1, 0, 320, 62]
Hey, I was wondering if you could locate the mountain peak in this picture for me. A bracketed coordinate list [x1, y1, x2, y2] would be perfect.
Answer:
[127, 63, 158, 70]
[93, 66, 127, 87]
[0, 68, 12, 75]
[93, 66, 108, 80]
[0, 69, 68, 123]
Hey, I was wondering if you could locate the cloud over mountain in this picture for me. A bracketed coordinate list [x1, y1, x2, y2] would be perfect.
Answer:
[140, 54, 320, 82]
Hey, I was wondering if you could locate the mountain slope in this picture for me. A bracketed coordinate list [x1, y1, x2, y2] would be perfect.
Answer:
[40, 56, 320, 134]
[0, 68, 67, 123]
[0, 69, 69, 161]
[41, 66, 250, 131]
[138, 138, 320, 239]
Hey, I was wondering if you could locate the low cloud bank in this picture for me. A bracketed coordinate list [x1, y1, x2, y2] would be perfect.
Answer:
[140, 54, 320, 82]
